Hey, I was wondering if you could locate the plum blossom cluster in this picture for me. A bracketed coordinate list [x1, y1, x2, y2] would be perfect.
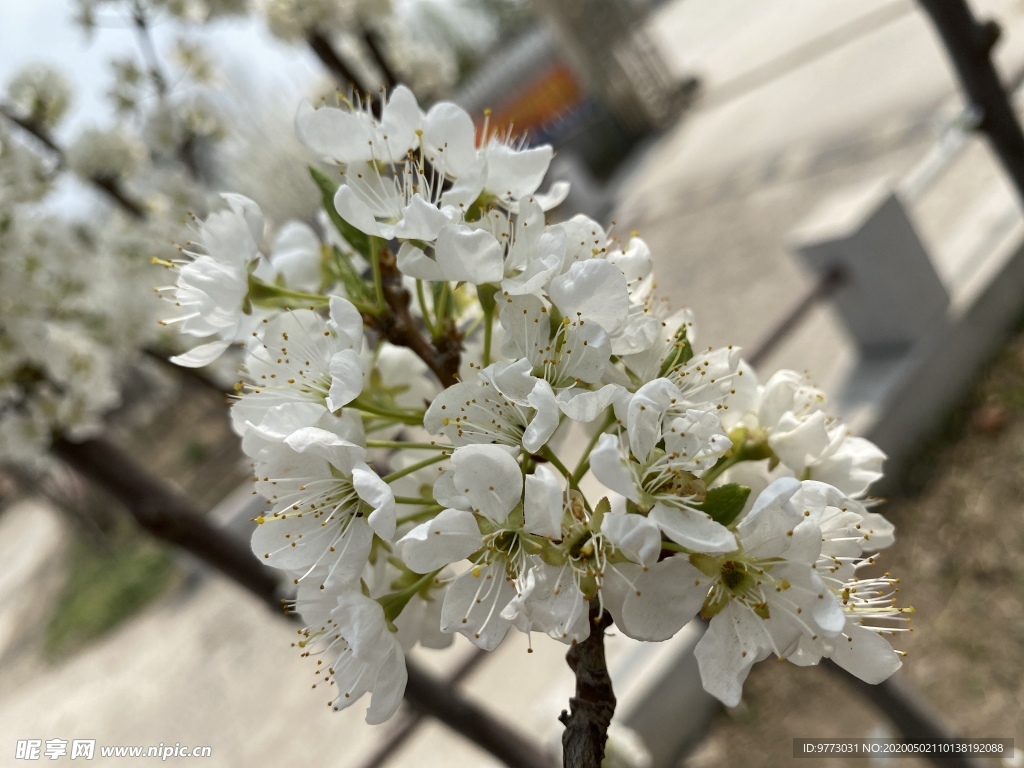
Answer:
[0, 53, 232, 465]
[160, 85, 911, 722]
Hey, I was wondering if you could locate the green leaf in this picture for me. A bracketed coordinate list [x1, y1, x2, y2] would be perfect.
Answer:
[308, 165, 375, 260]
[330, 244, 373, 305]
[658, 323, 694, 378]
[696, 483, 750, 527]
[591, 496, 611, 531]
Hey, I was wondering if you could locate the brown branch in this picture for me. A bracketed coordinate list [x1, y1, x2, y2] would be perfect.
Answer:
[559, 602, 616, 768]
[405, 662, 558, 768]
[917, 0, 1024, 206]
[131, 2, 169, 98]
[53, 432, 548, 767]
[51, 435, 284, 611]
[362, 26, 398, 92]
[825, 662, 988, 768]
[0, 101, 64, 159]
[0, 102, 148, 220]
[374, 247, 462, 388]
[91, 174, 148, 220]
[306, 28, 368, 96]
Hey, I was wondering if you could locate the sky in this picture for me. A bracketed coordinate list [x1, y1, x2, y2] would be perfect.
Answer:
[0, 0, 329, 217]
[0, 0, 319, 143]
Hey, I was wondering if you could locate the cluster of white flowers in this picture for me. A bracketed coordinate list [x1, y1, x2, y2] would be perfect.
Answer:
[75, 0, 248, 28]
[0, 210, 167, 463]
[5, 63, 72, 130]
[67, 126, 149, 182]
[264, 0, 375, 42]
[160, 85, 911, 722]
[0, 54, 222, 465]
[0, 123, 50, 208]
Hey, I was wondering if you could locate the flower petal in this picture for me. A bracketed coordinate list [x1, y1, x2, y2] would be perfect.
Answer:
[397, 508, 483, 573]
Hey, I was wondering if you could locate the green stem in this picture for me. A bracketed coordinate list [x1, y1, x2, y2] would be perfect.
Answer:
[248, 277, 330, 309]
[661, 541, 690, 553]
[379, 569, 442, 625]
[396, 506, 444, 526]
[370, 237, 386, 311]
[433, 282, 450, 338]
[381, 453, 449, 483]
[540, 446, 573, 481]
[394, 496, 441, 506]
[416, 279, 438, 336]
[482, 300, 494, 368]
[367, 440, 451, 451]
[700, 448, 749, 483]
[351, 396, 425, 426]
[540, 446, 590, 512]
[571, 413, 616, 485]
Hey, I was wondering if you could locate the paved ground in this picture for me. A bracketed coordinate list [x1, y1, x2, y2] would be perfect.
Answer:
[6, 1, 1024, 766]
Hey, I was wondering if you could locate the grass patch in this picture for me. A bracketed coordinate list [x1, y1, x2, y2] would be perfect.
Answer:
[44, 537, 180, 660]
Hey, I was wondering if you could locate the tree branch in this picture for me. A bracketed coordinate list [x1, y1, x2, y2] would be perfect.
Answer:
[373, 248, 462, 388]
[0, 102, 148, 220]
[362, 25, 399, 92]
[88, 174, 148, 220]
[917, 0, 1024, 206]
[51, 435, 284, 611]
[0, 101, 64, 158]
[559, 602, 616, 768]
[306, 28, 368, 96]
[825, 662, 988, 768]
[130, 1, 169, 98]
[129, 1, 207, 182]
[52, 432, 546, 767]
[406, 662, 558, 768]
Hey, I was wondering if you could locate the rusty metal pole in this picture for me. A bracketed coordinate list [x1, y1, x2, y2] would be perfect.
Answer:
[917, 0, 1024, 207]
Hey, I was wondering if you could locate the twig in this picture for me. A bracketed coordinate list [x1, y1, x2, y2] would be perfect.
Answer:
[129, 1, 205, 182]
[130, 1, 169, 98]
[917, 0, 1024, 207]
[559, 602, 616, 768]
[87, 174, 148, 220]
